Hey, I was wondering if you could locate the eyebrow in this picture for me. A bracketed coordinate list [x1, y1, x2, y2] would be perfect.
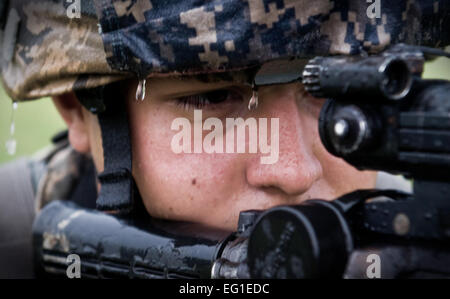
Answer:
[144, 68, 259, 100]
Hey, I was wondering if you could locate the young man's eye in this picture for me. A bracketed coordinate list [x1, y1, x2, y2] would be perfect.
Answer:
[175, 89, 245, 110]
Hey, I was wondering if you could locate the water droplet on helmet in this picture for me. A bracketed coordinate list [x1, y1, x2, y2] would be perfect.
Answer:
[247, 87, 258, 111]
[135, 79, 147, 101]
[5, 101, 18, 156]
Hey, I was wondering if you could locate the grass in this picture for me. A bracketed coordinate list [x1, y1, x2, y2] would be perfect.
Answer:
[0, 47, 449, 165]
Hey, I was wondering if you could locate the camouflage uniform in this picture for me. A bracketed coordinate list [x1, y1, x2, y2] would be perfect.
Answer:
[0, 0, 448, 278]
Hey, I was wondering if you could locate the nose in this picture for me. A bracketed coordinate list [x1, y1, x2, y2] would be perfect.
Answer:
[245, 84, 323, 197]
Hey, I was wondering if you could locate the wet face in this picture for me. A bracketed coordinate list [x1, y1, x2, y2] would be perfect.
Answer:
[118, 75, 377, 231]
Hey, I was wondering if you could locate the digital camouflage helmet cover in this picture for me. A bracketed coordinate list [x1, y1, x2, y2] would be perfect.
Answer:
[0, 0, 449, 102]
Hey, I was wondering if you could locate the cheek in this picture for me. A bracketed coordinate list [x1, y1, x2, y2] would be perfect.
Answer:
[314, 142, 377, 195]
[129, 103, 244, 224]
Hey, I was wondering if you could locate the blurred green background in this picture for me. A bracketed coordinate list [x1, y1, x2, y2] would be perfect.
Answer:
[0, 49, 449, 165]
[0, 88, 65, 164]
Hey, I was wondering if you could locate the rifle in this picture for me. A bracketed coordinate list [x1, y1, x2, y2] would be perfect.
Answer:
[32, 44, 450, 278]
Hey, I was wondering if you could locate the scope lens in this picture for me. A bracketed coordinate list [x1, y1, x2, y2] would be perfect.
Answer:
[381, 59, 412, 100]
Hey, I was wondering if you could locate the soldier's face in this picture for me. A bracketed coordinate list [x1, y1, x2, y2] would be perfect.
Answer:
[79, 77, 377, 231]
[115, 77, 376, 231]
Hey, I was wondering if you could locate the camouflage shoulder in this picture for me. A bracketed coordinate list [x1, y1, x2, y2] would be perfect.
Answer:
[29, 131, 93, 210]
[0, 130, 81, 278]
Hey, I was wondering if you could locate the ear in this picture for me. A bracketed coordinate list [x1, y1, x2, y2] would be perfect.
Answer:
[52, 92, 90, 154]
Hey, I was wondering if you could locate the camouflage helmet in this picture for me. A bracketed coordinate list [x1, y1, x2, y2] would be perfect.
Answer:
[0, 0, 128, 102]
[1, 0, 449, 102]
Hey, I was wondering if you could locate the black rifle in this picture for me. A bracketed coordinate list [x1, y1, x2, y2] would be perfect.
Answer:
[32, 44, 450, 278]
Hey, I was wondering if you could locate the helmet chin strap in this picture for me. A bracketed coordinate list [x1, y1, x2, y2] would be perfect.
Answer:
[75, 84, 138, 214]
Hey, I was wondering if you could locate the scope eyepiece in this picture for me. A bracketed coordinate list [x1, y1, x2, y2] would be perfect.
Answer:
[302, 55, 413, 101]
[318, 100, 381, 156]
[246, 200, 352, 278]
